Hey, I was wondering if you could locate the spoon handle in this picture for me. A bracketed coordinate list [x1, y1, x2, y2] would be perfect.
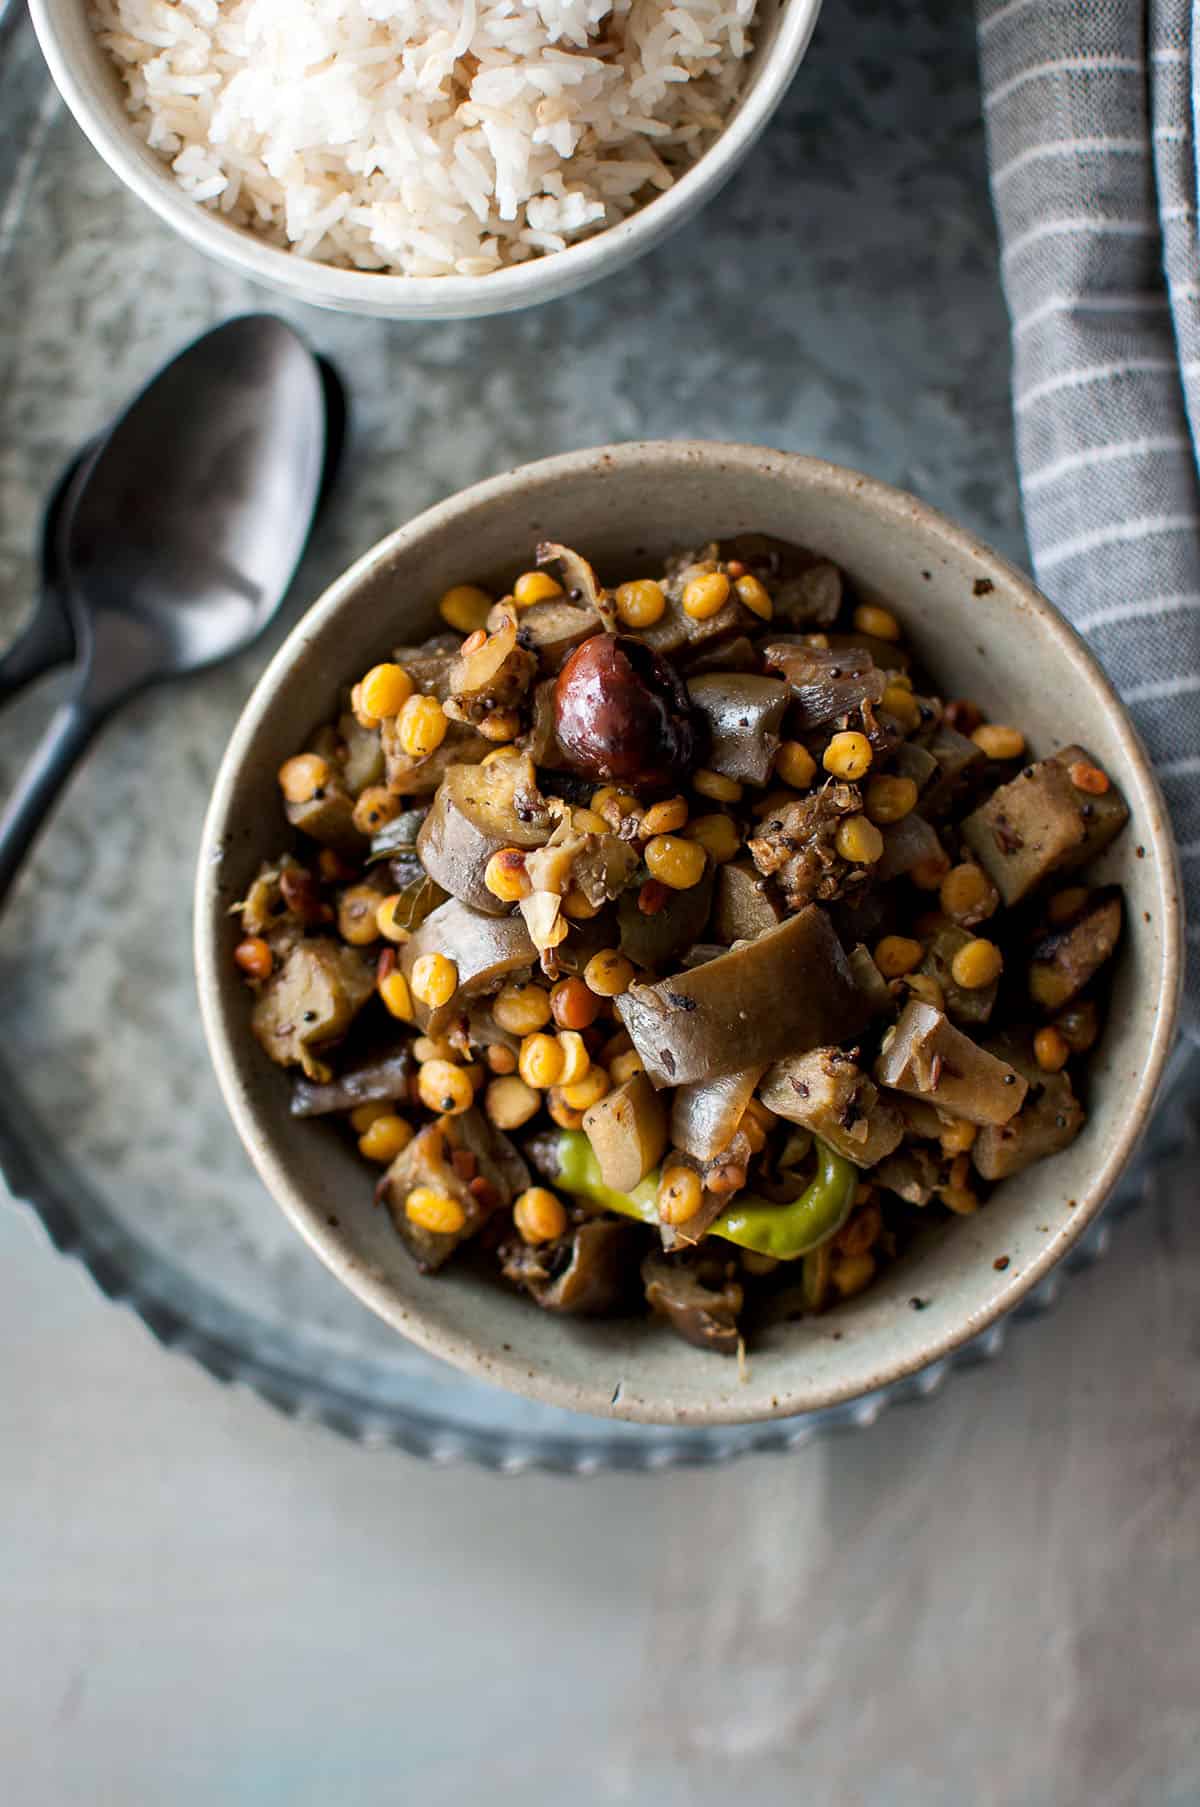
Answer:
[0, 698, 100, 908]
[0, 598, 75, 710]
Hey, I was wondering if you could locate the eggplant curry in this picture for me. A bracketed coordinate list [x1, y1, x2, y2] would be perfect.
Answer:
[234, 536, 1129, 1356]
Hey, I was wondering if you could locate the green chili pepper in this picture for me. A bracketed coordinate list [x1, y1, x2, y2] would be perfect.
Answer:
[552, 1131, 857, 1261]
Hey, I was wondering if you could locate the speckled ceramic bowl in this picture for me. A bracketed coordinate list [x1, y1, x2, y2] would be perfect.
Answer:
[29, 0, 821, 321]
[195, 443, 1183, 1426]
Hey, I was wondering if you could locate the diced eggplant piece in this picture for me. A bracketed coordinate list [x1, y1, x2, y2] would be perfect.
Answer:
[416, 757, 552, 915]
[642, 1253, 743, 1355]
[919, 727, 985, 815]
[873, 1145, 942, 1206]
[617, 863, 714, 970]
[390, 634, 461, 700]
[503, 1219, 643, 1314]
[828, 631, 911, 673]
[535, 542, 616, 631]
[285, 781, 367, 860]
[962, 747, 1126, 906]
[385, 1111, 527, 1272]
[381, 718, 490, 797]
[920, 924, 999, 1026]
[400, 897, 536, 1033]
[290, 1047, 413, 1117]
[1029, 886, 1123, 1012]
[1055, 745, 1130, 863]
[848, 944, 895, 1016]
[883, 1090, 946, 1141]
[252, 940, 375, 1079]
[875, 813, 946, 883]
[616, 907, 870, 1089]
[718, 535, 843, 628]
[972, 1035, 1086, 1181]
[516, 599, 598, 674]
[669, 1065, 765, 1164]
[759, 1049, 904, 1167]
[525, 677, 561, 767]
[712, 861, 782, 944]
[893, 740, 939, 792]
[761, 639, 886, 729]
[582, 1073, 668, 1192]
[686, 635, 759, 675]
[686, 674, 790, 784]
[874, 1000, 1028, 1125]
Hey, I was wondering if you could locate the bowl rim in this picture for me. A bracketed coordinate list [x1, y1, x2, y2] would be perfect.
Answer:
[29, 0, 823, 319]
[195, 441, 1184, 1424]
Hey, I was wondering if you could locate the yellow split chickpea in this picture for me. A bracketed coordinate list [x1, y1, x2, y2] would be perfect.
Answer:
[591, 786, 641, 830]
[352, 786, 402, 836]
[882, 684, 922, 730]
[375, 895, 411, 944]
[685, 813, 740, 864]
[775, 741, 817, 790]
[734, 573, 773, 620]
[681, 571, 731, 620]
[940, 863, 998, 926]
[277, 753, 330, 805]
[835, 814, 885, 864]
[852, 602, 902, 642]
[874, 935, 923, 978]
[518, 1032, 565, 1091]
[378, 970, 414, 1020]
[972, 723, 1026, 761]
[358, 662, 413, 720]
[438, 584, 492, 634]
[396, 693, 448, 760]
[413, 1035, 456, 1063]
[513, 1187, 568, 1246]
[417, 1059, 474, 1116]
[639, 796, 688, 837]
[693, 768, 742, 803]
[546, 1087, 586, 1131]
[561, 1066, 611, 1112]
[1034, 1026, 1071, 1072]
[513, 570, 563, 607]
[493, 983, 552, 1037]
[823, 731, 874, 781]
[555, 1031, 591, 1088]
[410, 952, 459, 1010]
[484, 848, 531, 904]
[950, 938, 1004, 990]
[614, 579, 666, 629]
[939, 1118, 978, 1156]
[658, 1166, 703, 1226]
[338, 885, 383, 947]
[609, 1049, 645, 1085]
[644, 834, 707, 891]
[584, 950, 635, 997]
[405, 1187, 466, 1236]
[865, 774, 918, 824]
[484, 1075, 541, 1131]
[357, 1114, 414, 1164]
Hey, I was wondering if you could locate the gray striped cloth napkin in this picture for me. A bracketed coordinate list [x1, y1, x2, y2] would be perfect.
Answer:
[977, 0, 1199, 1038]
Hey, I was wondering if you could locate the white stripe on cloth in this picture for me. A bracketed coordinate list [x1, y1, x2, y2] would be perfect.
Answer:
[991, 136, 1147, 187]
[1023, 434, 1192, 490]
[1036, 515, 1200, 572]
[984, 56, 1144, 114]
[1001, 216, 1158, 267]
[1014, 356, 1183, 411]
[1077, 591, 1200, 630]
[1014, 292, 1171, 335]
[1121, 671, 1200, 703]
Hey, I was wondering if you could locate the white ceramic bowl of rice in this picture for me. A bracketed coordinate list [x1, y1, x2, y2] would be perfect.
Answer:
[30, 0, 821, 319]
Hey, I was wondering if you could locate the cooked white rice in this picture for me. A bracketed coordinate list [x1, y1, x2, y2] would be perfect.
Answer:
[90, 0, 758, 276]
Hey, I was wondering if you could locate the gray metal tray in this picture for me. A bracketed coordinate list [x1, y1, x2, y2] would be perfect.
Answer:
[2, 3, 1194, 1472]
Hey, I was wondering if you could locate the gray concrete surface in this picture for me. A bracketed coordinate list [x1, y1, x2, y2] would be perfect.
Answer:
[1, 1, 1198, 1802]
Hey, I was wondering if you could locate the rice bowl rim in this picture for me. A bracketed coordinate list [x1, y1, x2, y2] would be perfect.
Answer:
[29, 0, 824, 319]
